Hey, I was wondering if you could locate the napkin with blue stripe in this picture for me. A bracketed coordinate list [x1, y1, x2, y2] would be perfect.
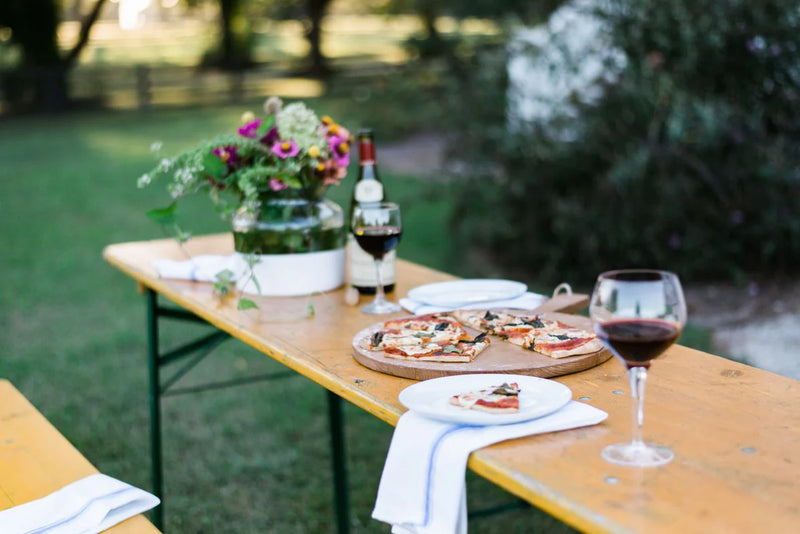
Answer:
[372, 401, 607, 534]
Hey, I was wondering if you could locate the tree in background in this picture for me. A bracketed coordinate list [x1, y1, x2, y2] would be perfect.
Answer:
[264, 0, 334, 76]
[380, 0, 563, 60]
[0, 0, 107, 110]
[447, 0, 800, 285]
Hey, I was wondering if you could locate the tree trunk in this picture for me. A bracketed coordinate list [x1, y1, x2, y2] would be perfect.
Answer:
[305, 0, 332, 76]
[220, 0, 236, 68]
[215, 0, 252, 70]
[0, 0, 107, 112]
[63, 0, 108, 67]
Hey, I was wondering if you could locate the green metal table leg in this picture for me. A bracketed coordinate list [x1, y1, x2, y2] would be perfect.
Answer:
[327, 391, 350, 534]
[146, 289, 164, 530]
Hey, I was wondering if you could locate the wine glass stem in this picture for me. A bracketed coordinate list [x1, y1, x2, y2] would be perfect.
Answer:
[628, 366, 648, 448]
[373, 257, 386, 305]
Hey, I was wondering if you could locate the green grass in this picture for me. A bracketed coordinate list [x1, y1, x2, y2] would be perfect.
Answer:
[0, 76, 587, 532]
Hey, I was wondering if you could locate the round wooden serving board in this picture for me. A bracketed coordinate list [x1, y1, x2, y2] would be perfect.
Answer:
[352, 312, 613, 381]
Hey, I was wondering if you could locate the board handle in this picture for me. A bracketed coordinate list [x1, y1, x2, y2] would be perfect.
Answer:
[533, 285, 588, 314]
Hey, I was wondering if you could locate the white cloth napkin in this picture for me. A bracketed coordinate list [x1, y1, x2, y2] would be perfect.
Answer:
[372, 401, 607, 534]
[400, 291, 547, 315]
[153, 254, 245, 282]
[0, 474, 160, 534]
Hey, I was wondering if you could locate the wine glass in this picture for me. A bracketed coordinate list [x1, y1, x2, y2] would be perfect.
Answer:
[590, 269, 687, 467]
[351, 202, 403, 314]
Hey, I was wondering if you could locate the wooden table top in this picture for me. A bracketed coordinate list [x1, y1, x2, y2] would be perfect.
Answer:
[0, 379, 161, 533]
[103, 234, 800, 534]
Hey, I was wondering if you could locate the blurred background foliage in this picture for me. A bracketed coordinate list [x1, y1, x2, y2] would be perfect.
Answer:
[447, 0, 800, 286]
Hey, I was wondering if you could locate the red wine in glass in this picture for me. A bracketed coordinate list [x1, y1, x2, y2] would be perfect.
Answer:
[595, 319, 681, 369]
[354, 226, 402, 260]
[351, 202, 403, 314]
[590, 269, 686, 467]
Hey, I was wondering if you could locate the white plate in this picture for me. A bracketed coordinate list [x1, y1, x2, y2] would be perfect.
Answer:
[407, 279, 527, 308]
[399, 374, 572, 425]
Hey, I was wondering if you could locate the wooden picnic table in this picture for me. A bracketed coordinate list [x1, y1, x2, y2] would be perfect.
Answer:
[0, 379, 161, 533]
[104, 233, 800, 533]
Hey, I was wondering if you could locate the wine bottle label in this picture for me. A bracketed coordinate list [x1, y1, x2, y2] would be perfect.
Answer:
[348, 234, 396, 286]
[354, 180, 384, 203]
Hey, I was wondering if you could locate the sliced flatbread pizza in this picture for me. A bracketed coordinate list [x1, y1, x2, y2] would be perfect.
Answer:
[449, 382, 521, 413]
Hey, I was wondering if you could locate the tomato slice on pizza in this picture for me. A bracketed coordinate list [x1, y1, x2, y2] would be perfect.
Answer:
[449, 382, 521, 413]
[449, 310, 603, 358]
[533, 329, 605, 359]
[381, 333, 490, 363]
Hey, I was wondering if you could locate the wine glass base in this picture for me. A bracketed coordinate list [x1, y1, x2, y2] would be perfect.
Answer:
[602, 442, 674, 467]
[361, 300, 402, 315]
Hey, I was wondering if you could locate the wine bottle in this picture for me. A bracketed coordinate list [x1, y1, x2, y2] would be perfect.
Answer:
[348, 128, 396, 294]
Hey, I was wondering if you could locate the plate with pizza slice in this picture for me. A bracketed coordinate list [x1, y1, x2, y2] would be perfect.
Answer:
[399, 373, 572, 425]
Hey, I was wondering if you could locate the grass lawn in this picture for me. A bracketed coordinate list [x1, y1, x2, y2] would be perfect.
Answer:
[0, 74, 587, 532]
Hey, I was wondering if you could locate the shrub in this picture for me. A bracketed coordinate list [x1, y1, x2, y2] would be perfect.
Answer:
[448, 0, 800, 286]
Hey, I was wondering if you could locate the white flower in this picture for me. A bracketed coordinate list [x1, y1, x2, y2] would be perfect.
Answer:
[277, 102, 326, 150]
[137, 174, 151, 188]
[150, 141, 163, 153]
[264, 96, 283, 115]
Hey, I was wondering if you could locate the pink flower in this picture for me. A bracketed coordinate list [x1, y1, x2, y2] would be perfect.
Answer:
[238, 119, 262, 138]
[269, 177, 288, 191]
[271, 140, 300, 159]
[212, 145, 240, 167]
[318, 159, 346, 186]
[327, 135, 350, 168]
[260, 126, 278, 145]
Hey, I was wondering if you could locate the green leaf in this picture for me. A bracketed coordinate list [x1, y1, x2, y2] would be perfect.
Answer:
[212, 282, 230, 297]
[282, 174, 303, 189]
[202, 151, 227, 179]
[237, 298, 259, 310]
[257, 116, 275, 137]
[146, 203, 177, 224]
[215, 269, 235, 284]
[175, 228, 192, 243]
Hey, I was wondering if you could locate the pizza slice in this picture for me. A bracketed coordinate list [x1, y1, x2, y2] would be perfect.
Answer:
[381, 332, 490, 363]
[450, 310, 543, 335]
[450, 310, 556, 349]
[532, 328, 604, 359]
[449, 382, 521, 413]
[365, 314, 469, 352]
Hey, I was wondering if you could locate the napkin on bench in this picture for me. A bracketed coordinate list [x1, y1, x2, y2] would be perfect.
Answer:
[0, 474, 159, 534]
[372, 401, 607, 534]
[399, 292, 547, 315]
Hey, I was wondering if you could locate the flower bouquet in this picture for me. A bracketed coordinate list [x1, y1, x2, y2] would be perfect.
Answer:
[139, 97, 353, 296]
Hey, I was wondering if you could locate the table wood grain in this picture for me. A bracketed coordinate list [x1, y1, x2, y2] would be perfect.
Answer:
[0, 380, 161, 533]
[104, 234, 800, 534]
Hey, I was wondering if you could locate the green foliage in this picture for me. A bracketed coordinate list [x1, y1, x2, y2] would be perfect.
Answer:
[448, 0, 800, 286]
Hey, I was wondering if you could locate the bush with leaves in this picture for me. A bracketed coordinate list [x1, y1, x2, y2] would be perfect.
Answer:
[448, 0, 800, 287]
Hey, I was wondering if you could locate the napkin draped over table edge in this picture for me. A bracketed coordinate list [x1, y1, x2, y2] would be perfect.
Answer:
[0, 474, 159, 534]
[372, 401, 608, 534]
